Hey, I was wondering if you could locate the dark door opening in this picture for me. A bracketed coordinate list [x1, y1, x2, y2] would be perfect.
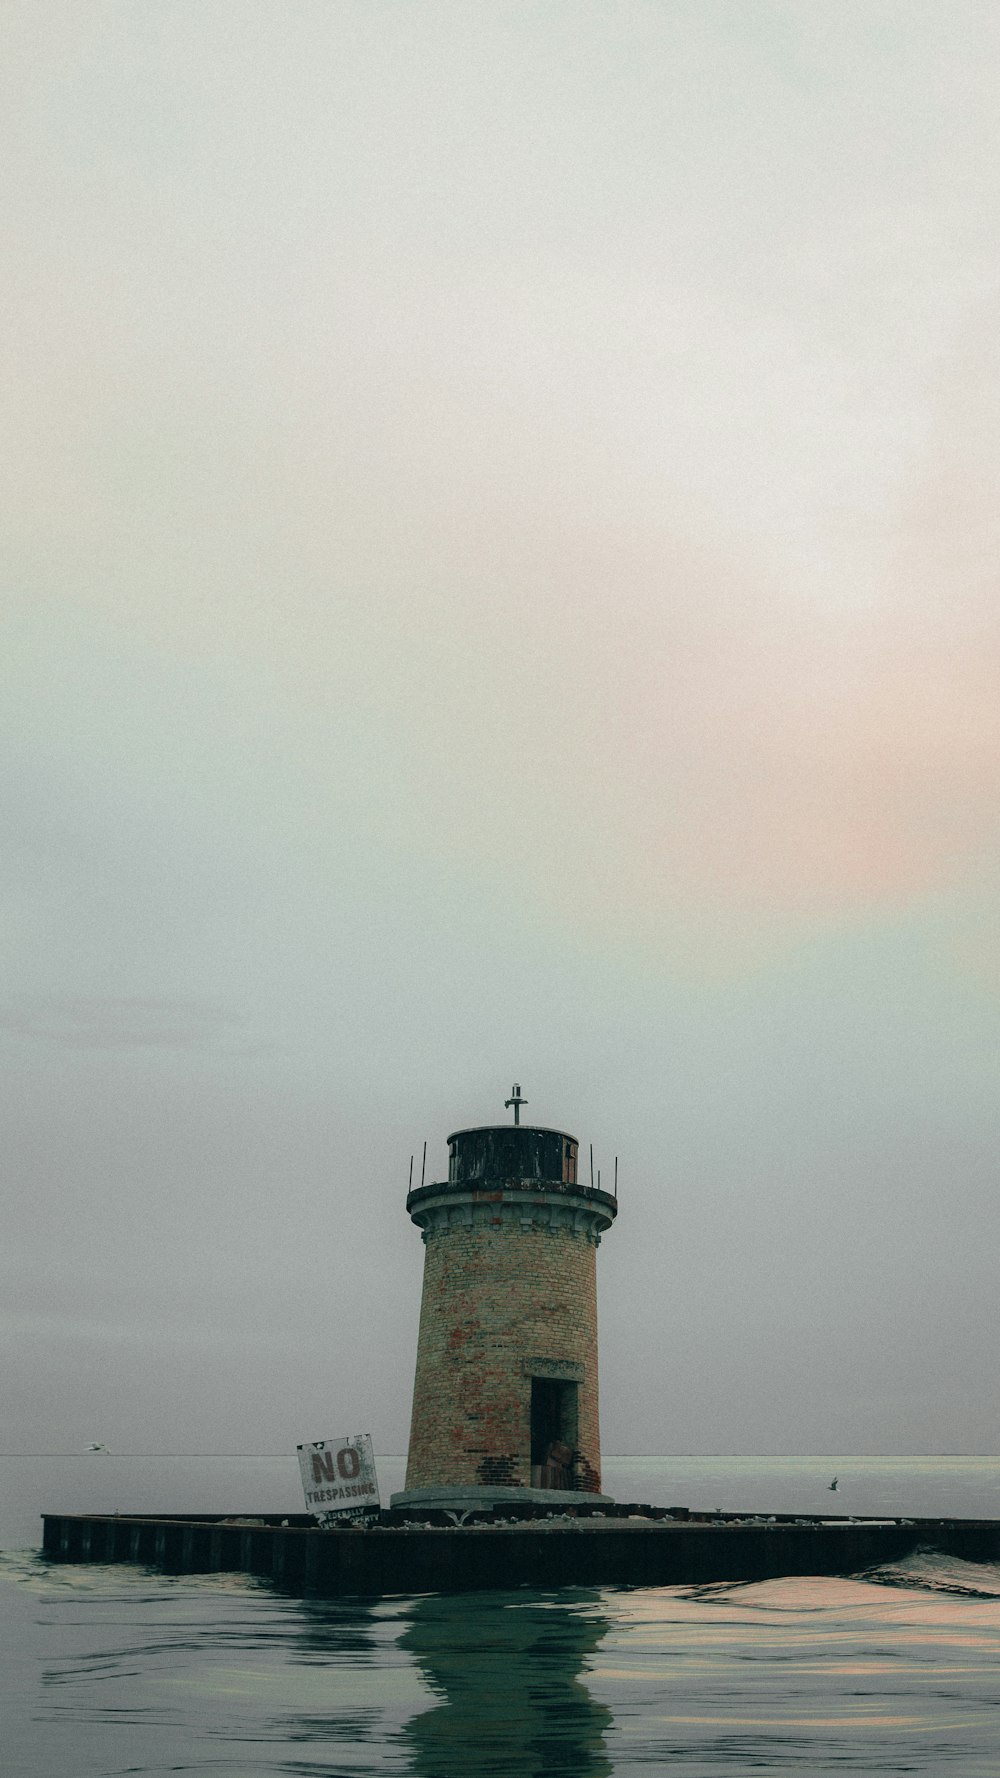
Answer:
[530, 1378, 579, 1489]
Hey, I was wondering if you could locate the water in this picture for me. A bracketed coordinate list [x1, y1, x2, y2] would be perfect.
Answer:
[4, 1455, 1000, 1776]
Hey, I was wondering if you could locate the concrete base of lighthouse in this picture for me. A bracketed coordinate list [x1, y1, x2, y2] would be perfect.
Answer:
[391, 1484, 614, 1513]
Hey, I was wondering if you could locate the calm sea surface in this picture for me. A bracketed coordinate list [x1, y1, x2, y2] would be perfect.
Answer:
[4, 1454, 1000, 1777]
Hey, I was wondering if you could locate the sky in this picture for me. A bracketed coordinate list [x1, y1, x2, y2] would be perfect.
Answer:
[4, 1, 1000, 1460]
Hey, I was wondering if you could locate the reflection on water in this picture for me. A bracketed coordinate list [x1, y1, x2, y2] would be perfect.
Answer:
[591, 1563, 1000, 1775]
[5, 1550, 1000, 1775]
[2, 1556, 612, 1777]
[398, 1591, 612, 1778]
[277, 1591, 428, 1762]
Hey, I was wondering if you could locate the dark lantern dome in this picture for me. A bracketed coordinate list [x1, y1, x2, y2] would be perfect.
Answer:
[446, 1124, 579, 1188]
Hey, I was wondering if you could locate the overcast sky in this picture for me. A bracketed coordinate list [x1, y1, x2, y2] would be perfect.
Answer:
[4, 1, 1000, 1459]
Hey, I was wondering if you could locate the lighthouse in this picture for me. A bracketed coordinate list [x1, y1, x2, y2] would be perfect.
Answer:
[391, 1088, 618, 1512]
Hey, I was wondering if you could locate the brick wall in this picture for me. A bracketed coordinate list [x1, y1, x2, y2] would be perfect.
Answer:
[403, 1210, 603, 1492]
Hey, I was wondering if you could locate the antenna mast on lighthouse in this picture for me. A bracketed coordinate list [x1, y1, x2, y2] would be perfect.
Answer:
[504, 1082, 527, 1125]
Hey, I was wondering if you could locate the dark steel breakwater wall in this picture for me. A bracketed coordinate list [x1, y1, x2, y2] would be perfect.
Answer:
[40, 1512, 1000, 1596]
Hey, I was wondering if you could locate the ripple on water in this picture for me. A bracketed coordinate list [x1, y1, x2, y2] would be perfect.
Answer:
[4, 1551, 1000, 1775]
[589, 1568, 1000, 1775]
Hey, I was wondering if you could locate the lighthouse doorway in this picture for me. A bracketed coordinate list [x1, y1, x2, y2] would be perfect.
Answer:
[530, 1377, 579, 1489]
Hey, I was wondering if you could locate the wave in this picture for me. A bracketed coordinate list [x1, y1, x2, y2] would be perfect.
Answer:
[859, 1544, 1000, 1598]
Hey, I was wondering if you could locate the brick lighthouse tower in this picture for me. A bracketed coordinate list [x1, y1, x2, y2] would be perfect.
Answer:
[391, 1087, 618, 1512]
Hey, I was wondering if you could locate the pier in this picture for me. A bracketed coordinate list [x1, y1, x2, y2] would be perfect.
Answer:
[40, 1509, 1000, 1595]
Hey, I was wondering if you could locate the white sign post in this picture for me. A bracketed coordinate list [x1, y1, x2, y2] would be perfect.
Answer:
[296, 1434, 380, 1525]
